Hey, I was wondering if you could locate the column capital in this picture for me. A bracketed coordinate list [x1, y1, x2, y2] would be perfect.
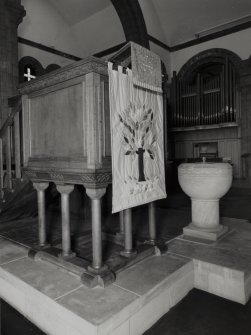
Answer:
[86, 187, 106, 200]
[33, 182, 49, 192]
[56, 184, 74, 195]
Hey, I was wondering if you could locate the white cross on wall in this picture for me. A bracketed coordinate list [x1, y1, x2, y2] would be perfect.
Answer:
[24, 67, 36, 81]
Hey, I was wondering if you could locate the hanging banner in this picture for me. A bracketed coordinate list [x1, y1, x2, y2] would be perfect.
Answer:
[131, 41, 162, 92]
[108, 60, 166, 213]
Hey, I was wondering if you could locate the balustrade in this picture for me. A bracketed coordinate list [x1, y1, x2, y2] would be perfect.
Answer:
[0, 97, 23, 200]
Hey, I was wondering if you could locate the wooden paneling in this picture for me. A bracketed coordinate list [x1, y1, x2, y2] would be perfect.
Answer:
[175, 142, 193, 159]
[30, 84, 84, 158]
[174, 126, 239, 141]
[240, 85, 251, 154]
[218, 139, 241, 177]
[85, 72, 102, 169]
[103, 79, 111, 157]
[174, 126, 241, 178]
[20, 57, 112, 187]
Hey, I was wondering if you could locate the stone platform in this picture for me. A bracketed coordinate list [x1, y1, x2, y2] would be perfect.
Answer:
[169, 217, 251, 304]
[0, 216, 250, 334]
[0, 238, 193, 335]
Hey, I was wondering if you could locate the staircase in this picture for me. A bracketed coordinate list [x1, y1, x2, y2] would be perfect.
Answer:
[0, 95, 37, 219]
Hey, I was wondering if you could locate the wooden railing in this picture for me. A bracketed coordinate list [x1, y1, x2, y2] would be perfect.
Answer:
[0, 96, 22, 199]
[171, 58, 237, 128]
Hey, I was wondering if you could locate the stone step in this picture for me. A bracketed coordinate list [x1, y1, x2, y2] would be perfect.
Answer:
[168, 221, 251, 305]
[0, 237, 193, 335]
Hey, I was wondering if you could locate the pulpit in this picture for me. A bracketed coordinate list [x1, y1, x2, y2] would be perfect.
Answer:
[19, 46, 167, 288]
[19, 57, 114, 286]
[20, 56, 111, 179]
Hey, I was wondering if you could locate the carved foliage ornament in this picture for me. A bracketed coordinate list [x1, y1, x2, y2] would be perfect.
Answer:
[23, 168, 112, 187]
[19, 57, 107, 95]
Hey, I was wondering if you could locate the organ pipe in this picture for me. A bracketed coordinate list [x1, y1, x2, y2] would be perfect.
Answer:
[172, 59, 236, 128]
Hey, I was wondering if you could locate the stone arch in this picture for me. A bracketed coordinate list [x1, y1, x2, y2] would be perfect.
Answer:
[178, 48, 242, 82]
[45, 64, 61, 73]
[19, 56, 45, 83]
[111, 0, 149, 49]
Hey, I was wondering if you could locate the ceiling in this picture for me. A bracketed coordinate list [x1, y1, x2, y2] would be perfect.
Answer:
[47, 0, 251, 45]
[151, 0, 251, 45]
[48, 0, 110, 25]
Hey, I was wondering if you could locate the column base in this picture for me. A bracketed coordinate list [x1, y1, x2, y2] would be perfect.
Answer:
[120, 249, 137, 258]
[58, 251, 76, 260]
[37, 243, 51, 250]
[87, 264, 108, 274]
[81, 267, 115, 288]
[144, 239, 168, 255]
[183, 223, 229, 241]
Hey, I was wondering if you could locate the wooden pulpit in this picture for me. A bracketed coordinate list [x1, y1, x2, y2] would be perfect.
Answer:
[19, 57, 115, 287]
[19, 56, 111, 187]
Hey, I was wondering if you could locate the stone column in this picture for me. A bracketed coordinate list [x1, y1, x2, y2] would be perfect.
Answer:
[119, 211, 125, 235]
[146, 202, 167, 255]
[82, 187, 115, 288]
[86, 188, 107, 271]
[148, 202, 157, 243]
[0, 0, 25, 124]
[120, 208, 137, 258]
[115, 210, 125, 242]
[33, 182, 49, 247]
[56, 184, 75, 258]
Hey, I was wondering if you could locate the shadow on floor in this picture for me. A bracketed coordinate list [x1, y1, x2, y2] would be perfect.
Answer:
[144, 288, 251, 335]
[1, 299, 45, 335]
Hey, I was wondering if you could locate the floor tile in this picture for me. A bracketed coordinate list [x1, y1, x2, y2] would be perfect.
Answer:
[2, 257, 82, 300]
[0, 238, 28, 265]
[215, 230, 251, 256]
[168, 238, 251, 276]
[57, 283, 139, 326]
[115, 253, 191, 296]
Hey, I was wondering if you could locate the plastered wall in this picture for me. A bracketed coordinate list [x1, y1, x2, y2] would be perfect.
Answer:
[171, 28, 251, 75]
